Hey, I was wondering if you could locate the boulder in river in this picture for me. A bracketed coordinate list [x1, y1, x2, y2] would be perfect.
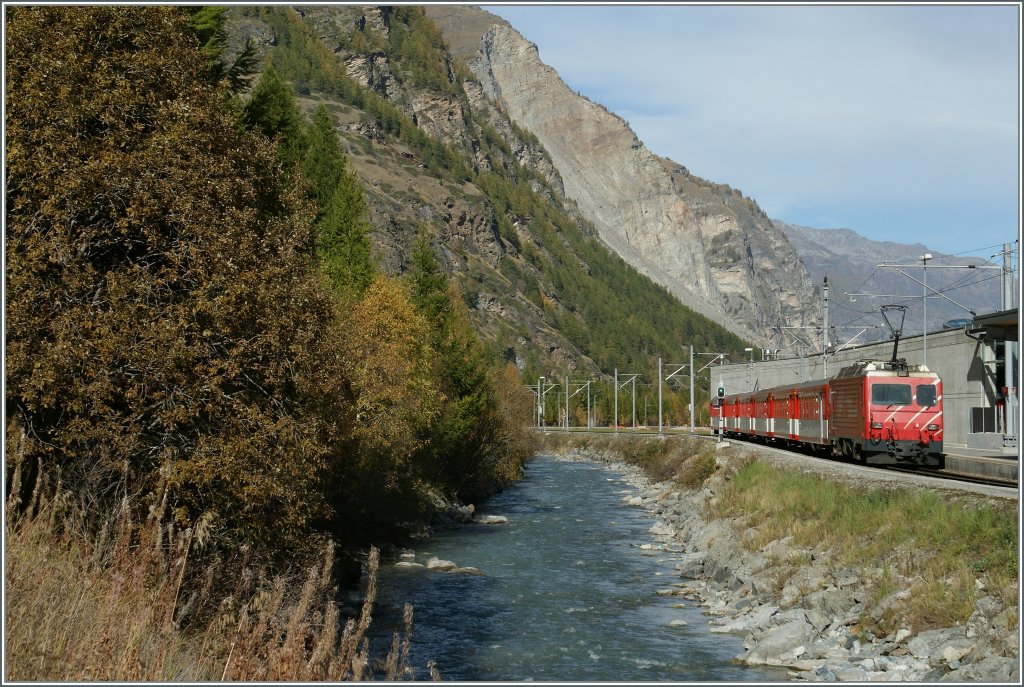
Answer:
[452, 566, 486, 576]
[474, 514, 509, 525]
[426, 557, 458, 572]
[394, 561, 425, 570]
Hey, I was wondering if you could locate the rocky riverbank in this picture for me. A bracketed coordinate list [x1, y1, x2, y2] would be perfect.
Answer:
[553, 445, 1020, 683]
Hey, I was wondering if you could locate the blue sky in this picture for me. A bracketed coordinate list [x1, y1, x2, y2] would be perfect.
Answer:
[482, 3, 1021, 258]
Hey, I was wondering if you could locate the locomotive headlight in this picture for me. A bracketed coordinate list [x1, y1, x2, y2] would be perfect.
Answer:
[871, 422, 883, 430]
[926, 424, 939, 431]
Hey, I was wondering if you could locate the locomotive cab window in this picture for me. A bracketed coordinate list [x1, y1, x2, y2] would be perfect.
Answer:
[916, 384, 937, 407]
[871, 383, 912, 406]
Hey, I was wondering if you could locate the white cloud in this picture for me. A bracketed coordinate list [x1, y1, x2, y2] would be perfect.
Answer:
[483, 4, 1020, 255]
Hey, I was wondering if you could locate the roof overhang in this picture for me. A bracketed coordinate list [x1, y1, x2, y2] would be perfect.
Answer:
[967, 308, 1018, 342]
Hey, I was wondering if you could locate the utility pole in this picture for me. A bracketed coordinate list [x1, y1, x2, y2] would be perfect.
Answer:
[689, 345, 695, 435]
[822, 275, 830, 378]
[614, 368, 618, 434]
[921, 253, 932, 367]
[587, 380, 592, 429]
[538, 376, 545, 428]
[658, 356, 663, 433]
[564, 376, 569, 429]
[1002, 243, 1017, 441]
[744, 347, 754, 388]
[662, 360, 689, 431]
[632, 375, 636, 431]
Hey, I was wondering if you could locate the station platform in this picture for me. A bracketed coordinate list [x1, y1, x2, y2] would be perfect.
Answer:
[943, 447, 1018, 483]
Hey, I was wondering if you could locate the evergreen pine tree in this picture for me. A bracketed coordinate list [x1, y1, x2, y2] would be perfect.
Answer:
[410, 231, 451, 327]
[409, 230, 496, 498]
[317, 171, 376, 299]
[242, 66, 307, 170]
[302, 105, 345, 210]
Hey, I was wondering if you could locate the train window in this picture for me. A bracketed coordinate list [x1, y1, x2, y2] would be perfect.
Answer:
[917, 384, 937, 407]
[871, 383, 912, 406]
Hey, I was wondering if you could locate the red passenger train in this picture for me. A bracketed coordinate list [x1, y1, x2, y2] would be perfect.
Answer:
[710, 359, 944, 467]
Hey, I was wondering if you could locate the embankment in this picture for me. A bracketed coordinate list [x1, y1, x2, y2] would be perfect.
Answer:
[539, 432, 1019, 682]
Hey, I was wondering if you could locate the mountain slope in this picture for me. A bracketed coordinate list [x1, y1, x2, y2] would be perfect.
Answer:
[223, 5, 750, 387]
[426, 5, 820, 346]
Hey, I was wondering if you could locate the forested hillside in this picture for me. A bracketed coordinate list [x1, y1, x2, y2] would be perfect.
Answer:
[222, 6, 750, 408]
[4, 6, 532, 679]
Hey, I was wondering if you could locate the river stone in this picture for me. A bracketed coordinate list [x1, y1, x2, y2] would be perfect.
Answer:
[669, 619, 688, 627]
[939, 638, 975, 664]
[474, 514, 509, 525]
[805, 608, 831, 632]
[808, 636, 851, 660]
[717, 604, 778, 635]
[738, 619, 814, 665]
[991, 605, 1018, 632]
[425, 557, 457, 572]
[675, 551, 706, 579]
[833, 665, 869, 681]
[907, 627, 965, 660]
[394, 561, 424, 570]
[452, 566, 485, 576]
[772, 608, 808, 626]
[949, 655, 1019, 682]
[802, 586, 857, 617]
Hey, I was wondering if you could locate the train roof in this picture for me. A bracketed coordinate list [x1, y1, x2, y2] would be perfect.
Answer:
[723, 359, 939, 400]
[834, 359, 935, 378]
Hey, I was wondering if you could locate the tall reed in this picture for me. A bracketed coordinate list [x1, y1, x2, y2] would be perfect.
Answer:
[4, 479, 434, 681]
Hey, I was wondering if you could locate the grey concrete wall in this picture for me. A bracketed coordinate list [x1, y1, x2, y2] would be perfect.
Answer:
[710, 329, 1012, 449]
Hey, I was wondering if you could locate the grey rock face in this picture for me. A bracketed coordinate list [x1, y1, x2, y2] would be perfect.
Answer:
[447, 15, 819, 344]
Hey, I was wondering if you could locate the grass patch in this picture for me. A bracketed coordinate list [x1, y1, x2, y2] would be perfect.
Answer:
[710, 460, 1018, 633]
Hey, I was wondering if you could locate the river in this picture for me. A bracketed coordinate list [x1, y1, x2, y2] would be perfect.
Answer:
[368, 454, 787, 681]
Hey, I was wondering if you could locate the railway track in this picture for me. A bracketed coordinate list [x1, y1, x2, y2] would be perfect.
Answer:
[708, 433, 1019, 490]
[884, 465, 1018, 490]
[539, 428, 1019, 493]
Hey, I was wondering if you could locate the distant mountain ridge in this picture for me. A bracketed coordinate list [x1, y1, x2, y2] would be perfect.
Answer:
[776, 221, 1005, 343]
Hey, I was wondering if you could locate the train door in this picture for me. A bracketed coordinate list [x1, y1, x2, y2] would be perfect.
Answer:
[789, 391, 799, 439]
[818, 394, 825, 442]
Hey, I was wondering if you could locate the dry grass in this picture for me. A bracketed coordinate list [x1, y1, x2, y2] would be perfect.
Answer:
[4, 487, 435, 682]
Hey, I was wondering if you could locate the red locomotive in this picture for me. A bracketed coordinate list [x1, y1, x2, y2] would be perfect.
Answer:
[711, 358, 944, 468]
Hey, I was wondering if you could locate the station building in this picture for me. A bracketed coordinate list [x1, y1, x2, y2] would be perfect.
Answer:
[710, 309, 1019, 452]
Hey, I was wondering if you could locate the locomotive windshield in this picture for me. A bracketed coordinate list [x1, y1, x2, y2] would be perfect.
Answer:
[916, 384, 938, 407]
[871, 383, 912, 406]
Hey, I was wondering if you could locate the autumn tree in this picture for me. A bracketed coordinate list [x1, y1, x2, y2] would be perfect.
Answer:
[5, 6, 346, 551]
[326, 275, 442, 540]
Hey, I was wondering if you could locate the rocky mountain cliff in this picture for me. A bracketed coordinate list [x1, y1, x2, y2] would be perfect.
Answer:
[222, 5, 750, 388]
[777, 221, 1005, 343]
[426, 5, 820, 346]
